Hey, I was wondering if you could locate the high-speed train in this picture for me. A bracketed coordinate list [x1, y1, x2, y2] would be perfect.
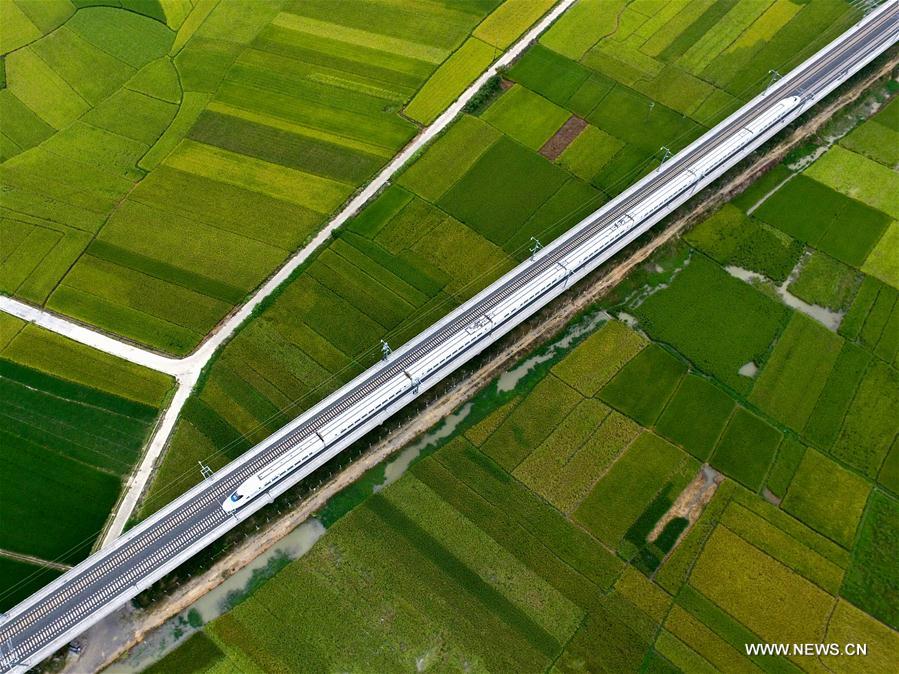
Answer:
[223, 94, 803, 513]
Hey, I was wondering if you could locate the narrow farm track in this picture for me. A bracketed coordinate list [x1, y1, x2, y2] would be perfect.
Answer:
[0, 0, 580, 548]
[0, 4, 896, 672]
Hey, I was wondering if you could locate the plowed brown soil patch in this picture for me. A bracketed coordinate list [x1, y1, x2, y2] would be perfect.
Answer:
[540, 115, 587, 160]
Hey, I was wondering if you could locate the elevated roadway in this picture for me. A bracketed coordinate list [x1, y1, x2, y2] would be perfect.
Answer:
[1, 3, 896, 671]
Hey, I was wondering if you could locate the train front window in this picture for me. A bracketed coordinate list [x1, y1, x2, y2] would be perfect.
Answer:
[230, 492, 242, 503]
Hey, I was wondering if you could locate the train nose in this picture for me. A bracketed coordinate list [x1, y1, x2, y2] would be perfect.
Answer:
[222, 491, 243, 512]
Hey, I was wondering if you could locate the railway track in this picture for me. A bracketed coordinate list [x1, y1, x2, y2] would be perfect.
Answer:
[1, 3, 896, 670]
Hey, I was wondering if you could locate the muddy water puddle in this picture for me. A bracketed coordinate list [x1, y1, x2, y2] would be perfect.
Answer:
[98, 307, 641, 672]
[101, 520, 325, 673]
[375, 401, 473, 491]
[724, 264, 843, 331]
[497, 310, 610, 392]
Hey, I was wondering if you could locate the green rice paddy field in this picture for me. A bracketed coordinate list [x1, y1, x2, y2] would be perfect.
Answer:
[138, 0, 875, 519]
[4, 0, 896, 659]
[147, 296, 896, 673]
[0, 313, 172, 610]
[1, 0, 556, 355]
[146, 53, 898, 670]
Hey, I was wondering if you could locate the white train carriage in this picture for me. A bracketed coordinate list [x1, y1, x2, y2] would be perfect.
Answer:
[223, 434, 323, 512]
[412, 309, 507, 383]
[486, 263, 570, 324]
[223, 373, 410, 512]
[746, 95, 802, 134]
[317, 372, 411, 445]
[221, 95, 806, 514]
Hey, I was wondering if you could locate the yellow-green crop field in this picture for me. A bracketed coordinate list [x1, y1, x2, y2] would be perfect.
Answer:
[137, 0, 883, 537]
[1, 0, 550, 355]
[6, 0, 897, 663]
[0, 315, 173, 609]
[144, 32, 898, 668]
[147, 288, 897, 672]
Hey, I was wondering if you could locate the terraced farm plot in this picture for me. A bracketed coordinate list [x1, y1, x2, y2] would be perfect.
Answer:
[598, 344, 686, 426]
[753, 175, 890, 267]
[633, 255, 789, 394]
[749, 312, 843, 432]
[655, 375, 735, 461]
[438, 135, 569, 245]
[0, 328, 169, 570]
[782, 449, 870, 549]
[805, 145, 899, 220]
[710, 408, 781, 491]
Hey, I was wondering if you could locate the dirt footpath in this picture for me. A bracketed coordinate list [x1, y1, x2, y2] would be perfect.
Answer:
[73, 55, 898, 674]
